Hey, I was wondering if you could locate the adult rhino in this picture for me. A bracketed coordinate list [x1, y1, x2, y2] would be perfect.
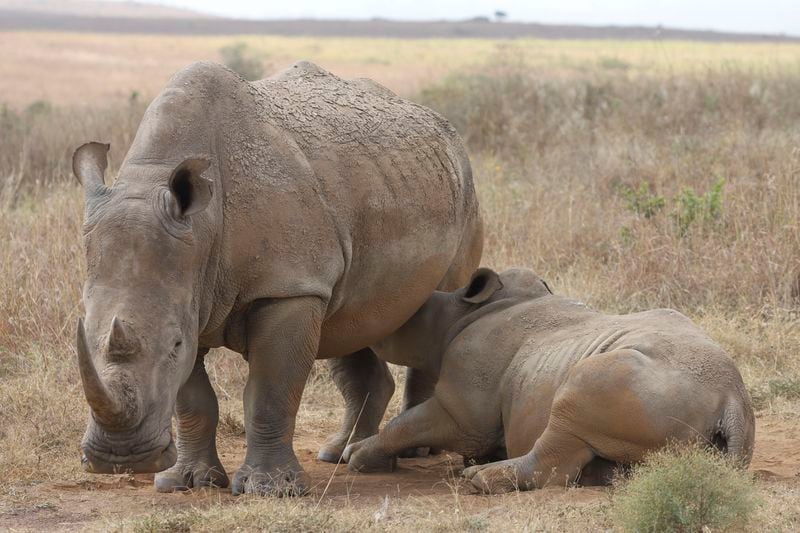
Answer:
[72, 60, 482, 496]
[344, 268, 755, 493]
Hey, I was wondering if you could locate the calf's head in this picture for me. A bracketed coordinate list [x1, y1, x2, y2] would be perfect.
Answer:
[73, 142, 214, 473]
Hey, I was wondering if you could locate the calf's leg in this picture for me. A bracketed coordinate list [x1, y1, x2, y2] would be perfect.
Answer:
[343, 397, 472, 472]
[463, 426, 595, 493]
[318, 348, 395, 463]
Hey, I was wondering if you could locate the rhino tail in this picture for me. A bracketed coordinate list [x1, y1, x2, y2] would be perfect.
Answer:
[712, 397, 755, 467]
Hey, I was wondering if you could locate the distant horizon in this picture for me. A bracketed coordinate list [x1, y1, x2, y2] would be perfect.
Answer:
[123, 0, 800, 37]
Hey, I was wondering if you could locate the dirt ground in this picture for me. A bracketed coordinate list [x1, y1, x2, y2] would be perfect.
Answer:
[1, 413, 797, 531]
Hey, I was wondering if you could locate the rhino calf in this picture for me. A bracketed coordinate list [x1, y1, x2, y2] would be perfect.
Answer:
[344, 268, 755, 493]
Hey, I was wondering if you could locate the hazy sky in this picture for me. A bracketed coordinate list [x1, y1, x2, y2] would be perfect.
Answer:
[134, 0, 800, 36]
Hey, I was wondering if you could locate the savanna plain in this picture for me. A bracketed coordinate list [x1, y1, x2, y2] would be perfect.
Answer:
[1, 32, 800, 531]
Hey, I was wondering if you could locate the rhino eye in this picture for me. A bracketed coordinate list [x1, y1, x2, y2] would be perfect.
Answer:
[168, 340, 183, 361]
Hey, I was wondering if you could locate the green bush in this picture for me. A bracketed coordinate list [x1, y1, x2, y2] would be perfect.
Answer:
[619, 181, 666, 219]
[219, 42, 264, 81]
[611, 444, 759, 532]
[672, 178, 725, 237]
[599, 56, 631, 71]
[617, 179, 725, 239]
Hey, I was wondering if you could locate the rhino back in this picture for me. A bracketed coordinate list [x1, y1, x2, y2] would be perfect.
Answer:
[247, 59, 470, 230]
[501, 303, 740, 395]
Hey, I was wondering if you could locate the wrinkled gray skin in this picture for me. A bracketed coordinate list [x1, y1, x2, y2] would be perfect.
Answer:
[72, 60, 483, 496]
[344, 268, 755, 493]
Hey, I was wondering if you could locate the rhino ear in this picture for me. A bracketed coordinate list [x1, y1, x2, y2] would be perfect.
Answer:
[73, 142, 110, 193]
[461, 268, 503, 304]
[168, 157, 212, 217]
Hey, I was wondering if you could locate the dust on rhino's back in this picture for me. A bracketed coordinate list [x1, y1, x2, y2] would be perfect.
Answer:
[212, 60, 476, 245]
[249, 61, 469, 217]
[253, 61, 459, 153]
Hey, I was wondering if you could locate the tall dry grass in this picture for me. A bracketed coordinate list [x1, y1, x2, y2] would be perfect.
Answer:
[419, 56, 800, 312]
[418, 58, 800, 398]
[0, 99, 146, 203]
[1, 57, 799, 495]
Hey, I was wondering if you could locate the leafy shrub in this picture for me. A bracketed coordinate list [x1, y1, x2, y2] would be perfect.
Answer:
[599, 56, 631, 71]
[619, 181, 666, 219]
[672, 178, 725, 237]
[219, 42, 264, 81]
[618, 179, 725, 238]
[24, 100, 52, 118]
[612, 444, 759, 532]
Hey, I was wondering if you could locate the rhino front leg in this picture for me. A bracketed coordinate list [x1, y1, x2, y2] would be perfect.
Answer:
[231, 297, 323, 497]
[155, 349, 229, 492]
[318, 349, 395, 463]
[343, 397, 467, 472]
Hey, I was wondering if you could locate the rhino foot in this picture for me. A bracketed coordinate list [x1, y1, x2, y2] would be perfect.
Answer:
[231, 461, 310, 497]
[317, 432, 373, 463]
[462, 459, 532, 494]
[154, 459, 229, 493]
[319, 436, 430, 463]
[342, 436, 397, 473]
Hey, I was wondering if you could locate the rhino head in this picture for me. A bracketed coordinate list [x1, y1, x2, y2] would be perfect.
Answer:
[73, 141, 215, 473]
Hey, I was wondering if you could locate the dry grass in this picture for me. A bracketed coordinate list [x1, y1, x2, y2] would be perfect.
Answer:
[111, 491, 611, 532]
[1, 37, 800, 530]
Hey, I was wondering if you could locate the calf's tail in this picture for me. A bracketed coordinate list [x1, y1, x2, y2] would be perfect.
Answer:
[712, 398, 755, 467]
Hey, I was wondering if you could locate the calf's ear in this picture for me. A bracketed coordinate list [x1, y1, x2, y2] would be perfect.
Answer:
[169, 157, 212, 217]
[461, 268, 503, 304]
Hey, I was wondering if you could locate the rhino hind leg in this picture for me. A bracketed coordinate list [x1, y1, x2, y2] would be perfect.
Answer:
[155, 350, 229, 492]
[463, 428, 595, 494]
[318, 348, 395, 463]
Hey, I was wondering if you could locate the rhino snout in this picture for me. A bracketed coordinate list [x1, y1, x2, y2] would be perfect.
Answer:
[81, 426, 176, 474]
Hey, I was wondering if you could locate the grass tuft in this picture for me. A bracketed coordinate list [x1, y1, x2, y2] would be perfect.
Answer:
[611, 444, 759, 532]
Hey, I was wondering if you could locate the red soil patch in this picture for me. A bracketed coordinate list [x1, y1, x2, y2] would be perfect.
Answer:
[2, 414, 797, 531]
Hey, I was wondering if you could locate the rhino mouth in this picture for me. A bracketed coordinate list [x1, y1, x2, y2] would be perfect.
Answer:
[81, 428, 177, 474]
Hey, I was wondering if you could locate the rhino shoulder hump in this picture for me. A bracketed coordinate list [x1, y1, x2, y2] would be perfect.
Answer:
[166, 61, 246, 94]
[272, 60, 332, 80]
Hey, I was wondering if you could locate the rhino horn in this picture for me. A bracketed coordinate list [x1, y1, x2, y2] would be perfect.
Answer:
[77, 318, 123, 426]
[107, 316, 138, 355]
[72, 142, 110, 198]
